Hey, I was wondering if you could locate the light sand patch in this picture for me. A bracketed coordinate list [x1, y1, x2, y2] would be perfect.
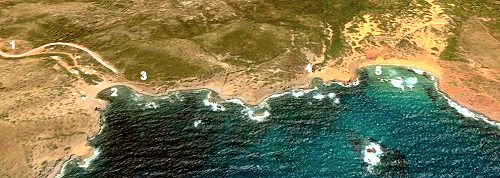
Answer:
[343, 14, 384, 52]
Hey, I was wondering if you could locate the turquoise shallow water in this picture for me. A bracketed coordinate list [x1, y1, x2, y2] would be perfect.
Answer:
[60, 66, 499, 177]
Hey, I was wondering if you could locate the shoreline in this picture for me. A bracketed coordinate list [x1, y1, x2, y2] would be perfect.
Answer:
[79, 64, 500, 126]
[3, 51, 496, 177]
[4, 44, 496, 176]
[83, 64, 499, 124]
[432, 81, 500, 127]
[50, 64, 499, 178]
[2, 39, 495, 121]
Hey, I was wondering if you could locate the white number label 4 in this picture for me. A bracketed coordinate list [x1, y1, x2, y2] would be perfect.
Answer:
[111, 88, 118, 97]
[140, 71, 147, 81]
[305, 63, 312, 73]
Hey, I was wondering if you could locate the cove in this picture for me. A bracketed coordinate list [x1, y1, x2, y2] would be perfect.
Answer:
[58, 66, 500, 177]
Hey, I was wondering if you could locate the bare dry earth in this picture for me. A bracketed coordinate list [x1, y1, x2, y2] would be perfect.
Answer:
[0, 58, 99, 178]
[439, 18, 500, 120]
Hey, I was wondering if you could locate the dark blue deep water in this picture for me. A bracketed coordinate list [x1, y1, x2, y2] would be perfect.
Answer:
[60, 66, 500, 177]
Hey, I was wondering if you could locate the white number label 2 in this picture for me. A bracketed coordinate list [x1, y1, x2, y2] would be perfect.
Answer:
[111, 88, 118, 97]
[140, 71, 147, 81]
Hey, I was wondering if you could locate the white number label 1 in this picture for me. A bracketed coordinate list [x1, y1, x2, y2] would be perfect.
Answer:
[140, 71, 147, 81]
[10, 40, 15, 49]
[111, 88, 118, 97]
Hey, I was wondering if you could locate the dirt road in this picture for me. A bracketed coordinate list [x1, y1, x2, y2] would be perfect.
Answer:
[0, 41, 119, 74]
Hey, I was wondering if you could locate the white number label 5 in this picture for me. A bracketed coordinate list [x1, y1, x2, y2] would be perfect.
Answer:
[111, 88, 118, 97]
[140, 71, 147, 81]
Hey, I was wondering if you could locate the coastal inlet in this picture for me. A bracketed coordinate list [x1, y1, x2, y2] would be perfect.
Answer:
[59, 66, 500, 177]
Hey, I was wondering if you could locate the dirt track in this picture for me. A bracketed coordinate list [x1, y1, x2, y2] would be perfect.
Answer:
[0, 41, 119, 74]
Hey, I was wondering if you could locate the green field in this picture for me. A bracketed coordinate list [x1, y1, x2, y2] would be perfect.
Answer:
[1, 0, 498, 84]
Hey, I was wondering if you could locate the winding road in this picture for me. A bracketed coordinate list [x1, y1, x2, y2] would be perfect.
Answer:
[0, 42, 119, 74]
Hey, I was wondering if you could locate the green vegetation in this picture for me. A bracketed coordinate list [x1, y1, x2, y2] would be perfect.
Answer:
[40, 58, 58, 68]
[195, 22, 290, 66]
[321, 1, 371, 59]
[395, 39, 422, 53]
[438, 0, 500, 61]
[81, 73, 102, 85]
[59, 55, 75, 66]
[0, 26, 24, 38]
[439, 35, 466, 61]
[48, 143, 58, 151]
[1, 0, 497, 84]
[106, 42, 212, 82]
[72, 67, 103, 85]
[0, 111, 8, 119]
[1, 0, 373, 83]
[3, 53, 75, 66]
[28, 14, 102, 46]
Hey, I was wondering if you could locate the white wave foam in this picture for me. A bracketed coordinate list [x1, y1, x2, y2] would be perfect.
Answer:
[288, 87, 320, 98]
[352, 80, 360, 86]
[160, 95, 171, 100]
[130, 94, 140, 101]
[292, 91, 305, 98]
[194, 120, 202, 127]
[225, 98, 246, 106]
[410, 68, 425, 75]
[225, 98, 270, 122]
[313, 93, 326, 100]
[303, 87, 318, 93]
[79, 148, 100, 168]
[443, 95, 499, 127]
[129, 93, 148, 102]
[327, 93, 336, 99]
[388, 69, 398, 76]
[96, 117, 106, 136]
[204, 92, 226, 111]
[258, 101, 270, 110]
[363, 142, 383, 165]
[247, 110, 270, 122]
[432, 81, 500, 127]
[145, 102, 159, 109]
[334, 78, 360, 87]
[390, 77, 405, 91]
[267, 92, 291, 99]
[203, 99, 226, 111]
[333, 98, 340, 104]
[447, 100, 477, 118]
[174, 93, 184, 102]
[348, 78, 361, 87]
[55, 158, 71, 178]
[363, 142, 383, 173]
[404, 77, 418, 89]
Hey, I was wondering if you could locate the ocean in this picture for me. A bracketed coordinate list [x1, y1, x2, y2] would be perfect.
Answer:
[58, 66, 500, 177]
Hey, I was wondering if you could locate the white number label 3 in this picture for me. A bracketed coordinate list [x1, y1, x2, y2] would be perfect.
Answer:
[140, 71, 147, 81]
